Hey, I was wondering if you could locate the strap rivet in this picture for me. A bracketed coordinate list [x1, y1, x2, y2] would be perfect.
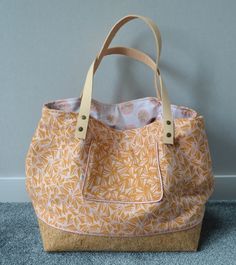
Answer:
[166, 120, 171, 125]
[81, 115, 87, 120]
[166, 132, 171, 137]
[78, 127, 83, 132]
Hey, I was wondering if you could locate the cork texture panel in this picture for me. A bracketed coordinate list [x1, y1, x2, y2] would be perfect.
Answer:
[38, 219, 202, 252]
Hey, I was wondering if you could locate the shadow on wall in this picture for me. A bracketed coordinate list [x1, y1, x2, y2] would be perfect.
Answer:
[111, 29, 235, 175]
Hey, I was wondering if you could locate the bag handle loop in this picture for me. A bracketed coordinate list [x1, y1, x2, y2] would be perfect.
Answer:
[75, 16, 174, 145]
[95, 14, 162, 98]
[79, 45, 162, 98]
[75, 46, 174, 144]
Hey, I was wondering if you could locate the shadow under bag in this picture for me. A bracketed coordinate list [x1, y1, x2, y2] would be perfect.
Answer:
[25, 14, 214, 251]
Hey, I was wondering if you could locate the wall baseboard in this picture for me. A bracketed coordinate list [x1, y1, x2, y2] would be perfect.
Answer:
[0, 175, 235, 202]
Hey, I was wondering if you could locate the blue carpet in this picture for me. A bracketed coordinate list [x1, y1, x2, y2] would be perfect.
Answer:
[0, 201, 235, 265]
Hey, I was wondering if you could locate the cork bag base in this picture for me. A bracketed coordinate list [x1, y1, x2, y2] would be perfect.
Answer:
[38, 219, 202, 252]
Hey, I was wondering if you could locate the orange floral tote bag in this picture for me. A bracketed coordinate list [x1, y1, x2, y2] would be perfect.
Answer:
[25, 15, 214, 252]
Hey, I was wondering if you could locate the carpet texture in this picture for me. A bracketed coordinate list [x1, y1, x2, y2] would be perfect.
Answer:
[0, 201, 235, 265]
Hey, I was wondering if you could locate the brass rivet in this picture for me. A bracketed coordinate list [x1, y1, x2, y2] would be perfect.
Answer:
[166, 132, 171, 137]
[166, 120, 171, 125]
[78, 127, 83, 132]
[81, 115, 86, 120]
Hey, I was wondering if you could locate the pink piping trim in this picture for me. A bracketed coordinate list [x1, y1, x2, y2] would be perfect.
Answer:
[36, 212, 204, 238]
[81, 140, 164, 204]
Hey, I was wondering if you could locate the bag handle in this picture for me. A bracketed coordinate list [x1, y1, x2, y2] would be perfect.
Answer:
[79, 46, 161, 98]
[75, 45, 174, 144]
[104, 47, 158, 74]
[104, 48, 173, 145]
[94, 15, 162, 98]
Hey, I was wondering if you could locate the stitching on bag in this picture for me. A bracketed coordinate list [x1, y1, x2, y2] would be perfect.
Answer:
[36, 212, 204, 238]
[81, 139, 164, 204]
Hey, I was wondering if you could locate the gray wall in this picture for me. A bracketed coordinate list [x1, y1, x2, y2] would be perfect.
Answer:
[0, 0, 235, 178]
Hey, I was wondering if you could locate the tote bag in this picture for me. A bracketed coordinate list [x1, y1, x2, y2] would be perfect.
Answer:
[25, 15, 214, 252]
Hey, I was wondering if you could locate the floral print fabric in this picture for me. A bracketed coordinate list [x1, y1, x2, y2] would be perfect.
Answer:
[25, 97, 214, 237]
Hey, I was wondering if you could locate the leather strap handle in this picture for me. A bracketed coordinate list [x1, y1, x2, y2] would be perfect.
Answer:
[105, 47, 173, 145]
[75, 45, 174, 144]
[79, 46, 161, 98]
[104, 47, 158, 73]
[94, 15, 162, 98]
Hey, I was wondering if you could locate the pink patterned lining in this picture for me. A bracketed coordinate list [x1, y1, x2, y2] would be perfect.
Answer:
[45, 96, 198, 131]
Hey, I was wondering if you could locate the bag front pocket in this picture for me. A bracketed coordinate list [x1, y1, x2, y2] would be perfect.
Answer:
[82, 139, 163, 203]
